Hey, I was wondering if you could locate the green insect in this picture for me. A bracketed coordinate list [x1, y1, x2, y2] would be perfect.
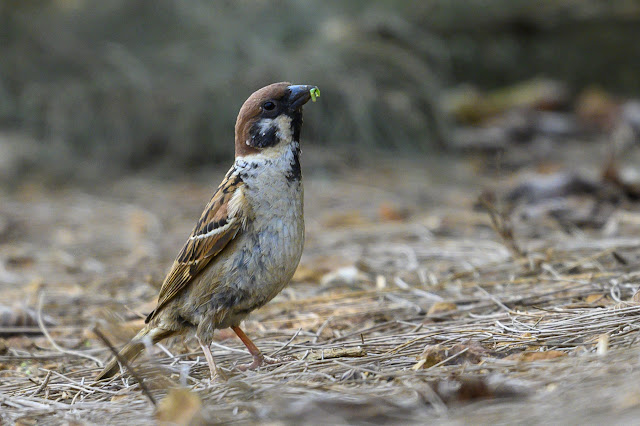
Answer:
[310, 87, 321, 102]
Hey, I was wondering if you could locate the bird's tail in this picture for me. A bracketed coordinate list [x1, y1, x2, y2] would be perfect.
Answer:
[95, 325, 175, 380]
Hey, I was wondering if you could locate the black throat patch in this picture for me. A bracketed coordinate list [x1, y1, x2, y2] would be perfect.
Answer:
[286, 144, 302, 182]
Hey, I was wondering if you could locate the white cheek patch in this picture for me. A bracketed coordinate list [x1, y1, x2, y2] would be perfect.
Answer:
[274, 115, 293, 142]
[258, 118, 275, 133]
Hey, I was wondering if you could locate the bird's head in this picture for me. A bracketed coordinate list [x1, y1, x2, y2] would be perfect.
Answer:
[235, 82, 319, 157]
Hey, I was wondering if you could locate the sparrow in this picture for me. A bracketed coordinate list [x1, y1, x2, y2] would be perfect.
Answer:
[96, 82, 319, 380]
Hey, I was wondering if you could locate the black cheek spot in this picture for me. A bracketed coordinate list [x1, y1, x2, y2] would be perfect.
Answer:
[249, 122, 278, 148]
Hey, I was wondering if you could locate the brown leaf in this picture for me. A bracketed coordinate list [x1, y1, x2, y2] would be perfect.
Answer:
[414, 342, 488, 370]
[413, 345, 446, 369]
[155, 388, 203, 426]
[378, 203, 408, 222]
[449, 342, 490, 364]
[427, 302, 457, 316]
[585, 294, 608, 305]
[508, 350, 566, 362]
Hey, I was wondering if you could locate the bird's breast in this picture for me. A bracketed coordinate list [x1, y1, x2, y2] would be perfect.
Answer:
[229, 144, 305, 304]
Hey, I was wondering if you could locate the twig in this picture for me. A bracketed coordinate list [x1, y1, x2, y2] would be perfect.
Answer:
[92, 326, 157, 407]
[474, 285, 512, 313]
[29, 370, 51, 397]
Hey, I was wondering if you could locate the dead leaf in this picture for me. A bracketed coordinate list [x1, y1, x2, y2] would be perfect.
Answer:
[449, 342, 489, 364]
[155, 388, 203, 425]
[413, 345, 445, 369]
[427, 302, 457, 316]
[378, 203, 408, 222]
[414, 342, 489, 370]
[508, 350, 566, 362]
[585, 294, 607, 305]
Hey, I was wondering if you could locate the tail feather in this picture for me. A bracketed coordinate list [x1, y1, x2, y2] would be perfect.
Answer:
[95, 325, 175, 380]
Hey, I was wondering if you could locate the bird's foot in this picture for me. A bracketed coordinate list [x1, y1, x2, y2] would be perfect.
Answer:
[209, 365, 228, 382]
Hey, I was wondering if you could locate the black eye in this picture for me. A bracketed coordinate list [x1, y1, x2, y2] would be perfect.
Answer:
[263, 101, 276, 111]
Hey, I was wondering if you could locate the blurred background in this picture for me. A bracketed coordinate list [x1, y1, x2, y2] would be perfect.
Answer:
[2, 0, 640, 180]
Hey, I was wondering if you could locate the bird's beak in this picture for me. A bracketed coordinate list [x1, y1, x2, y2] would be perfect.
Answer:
[288, 85, 317, 111]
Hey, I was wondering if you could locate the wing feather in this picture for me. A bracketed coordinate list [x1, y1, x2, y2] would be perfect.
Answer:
[145, 167, 246, 323]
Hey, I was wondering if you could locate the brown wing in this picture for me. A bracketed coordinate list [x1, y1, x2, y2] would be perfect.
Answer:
[145, 167, 246, 323]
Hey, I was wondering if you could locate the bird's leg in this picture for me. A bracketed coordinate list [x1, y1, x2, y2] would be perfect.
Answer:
[231, 326, 264, 371]
[231, 325, 295, 371]
[196, 336, 225, 381]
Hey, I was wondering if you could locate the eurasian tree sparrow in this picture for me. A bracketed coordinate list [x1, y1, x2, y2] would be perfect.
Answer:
[96, 82, 319, 380]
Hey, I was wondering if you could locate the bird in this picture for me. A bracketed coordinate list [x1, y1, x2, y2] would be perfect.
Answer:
[96, 82, 319, 380]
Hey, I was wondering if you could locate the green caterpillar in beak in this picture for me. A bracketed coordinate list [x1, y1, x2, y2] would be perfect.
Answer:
[310, 87, 320, 102]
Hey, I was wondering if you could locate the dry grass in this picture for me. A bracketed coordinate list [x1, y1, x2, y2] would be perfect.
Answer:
[3, 143, 640, 424]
